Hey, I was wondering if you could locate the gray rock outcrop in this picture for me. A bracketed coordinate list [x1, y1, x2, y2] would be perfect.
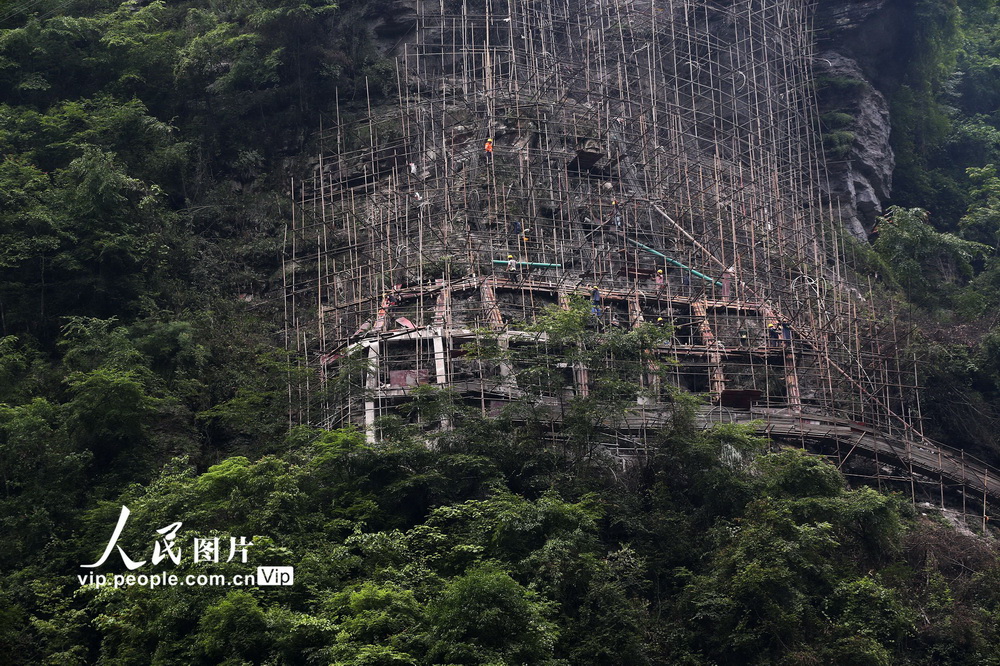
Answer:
[814, 0, 908, 239]
[814, 51, 894, 239]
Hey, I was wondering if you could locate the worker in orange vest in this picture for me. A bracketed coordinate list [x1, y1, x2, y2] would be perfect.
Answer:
[484, 138, 494, 157]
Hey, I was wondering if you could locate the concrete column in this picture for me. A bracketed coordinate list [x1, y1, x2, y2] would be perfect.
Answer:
[433, 331, 448, 384]
[364, 341, 380, 444]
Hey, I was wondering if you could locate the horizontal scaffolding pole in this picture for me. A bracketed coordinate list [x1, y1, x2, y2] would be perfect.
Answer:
[491, 260, 563, 268]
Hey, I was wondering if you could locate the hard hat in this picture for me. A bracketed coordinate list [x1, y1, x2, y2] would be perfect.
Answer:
[612, 199, 618, 205]
[657, 269, 663, 274]
[507, 254, 513, 259]
[657, 317, 663, 322]
[487, 138, 493, 142]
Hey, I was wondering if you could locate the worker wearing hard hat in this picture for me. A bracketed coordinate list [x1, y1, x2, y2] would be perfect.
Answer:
[768, 323, 781, 348]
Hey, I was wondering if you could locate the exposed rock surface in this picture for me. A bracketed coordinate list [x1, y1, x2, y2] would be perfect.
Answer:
[814, 51, 894, 239]
[816, 0, 912, 89]
[366, 0, 418, 51]
[363, 0, 905, 240]
[815, 0, 909, 239]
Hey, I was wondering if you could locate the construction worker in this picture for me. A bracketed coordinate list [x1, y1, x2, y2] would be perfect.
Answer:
[506, 254, 518, 281]
[611, 200, 623, 229]
[381, 290, 399, 312]
[610, 312, 623, 329]
[484, 138, 494, 158]
[721, 265, 735, 299]
[738, 328, 749, 348]
[512, 218, 522, 235]
[767, 323, 781, 348]
[408, 161, 417, 176]
[591, 285, 602, 307]
[780, 321, 793, 346]
[654, 269, 665, 294]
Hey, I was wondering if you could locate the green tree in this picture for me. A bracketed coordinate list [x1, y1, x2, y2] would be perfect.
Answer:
[196, 590, 268, 663]
[874, 206, 989, 307]
[962, 163, 1000, 247]
[0, 398, 88, 566]
[426, 564, 560, 665]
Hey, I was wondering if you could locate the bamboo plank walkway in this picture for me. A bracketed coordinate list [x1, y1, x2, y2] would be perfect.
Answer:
[693, 407, 1000, 503]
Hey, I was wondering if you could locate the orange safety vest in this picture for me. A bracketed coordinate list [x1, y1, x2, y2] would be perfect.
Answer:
[484, 141, 493, 153]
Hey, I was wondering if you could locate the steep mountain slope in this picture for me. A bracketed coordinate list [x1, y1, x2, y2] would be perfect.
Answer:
[3, 1, 1000, 664]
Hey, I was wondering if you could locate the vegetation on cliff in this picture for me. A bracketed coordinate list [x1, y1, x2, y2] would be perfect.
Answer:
[847, 0, 1000, 458]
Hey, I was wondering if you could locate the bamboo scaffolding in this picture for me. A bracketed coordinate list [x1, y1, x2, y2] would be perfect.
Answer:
[272, 0, 995, 516]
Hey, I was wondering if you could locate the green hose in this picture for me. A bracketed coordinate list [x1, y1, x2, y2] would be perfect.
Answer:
[623, 238, 722, 287]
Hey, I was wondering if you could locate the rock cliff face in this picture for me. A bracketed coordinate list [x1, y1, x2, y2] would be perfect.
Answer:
[289, 0, 913, 444]
[364, 1, 908, 241]
[814, 0, 909, 238]
[814, 51, 894, 239]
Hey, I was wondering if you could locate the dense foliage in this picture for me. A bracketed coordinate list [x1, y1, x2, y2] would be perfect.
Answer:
[842, 0, 1000, 458]
[9, 390, 1000, 665]
[4, 1, 1000, 665]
